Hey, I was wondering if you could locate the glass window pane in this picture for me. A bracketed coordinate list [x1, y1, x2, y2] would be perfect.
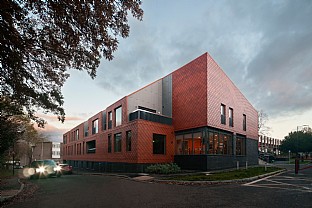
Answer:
[115, 106, 122, 127]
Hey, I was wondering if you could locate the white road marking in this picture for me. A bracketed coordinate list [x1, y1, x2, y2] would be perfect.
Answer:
[243, 171, 312, 193]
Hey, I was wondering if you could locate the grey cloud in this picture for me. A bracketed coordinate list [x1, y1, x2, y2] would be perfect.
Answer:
[93, 0, 312, 118]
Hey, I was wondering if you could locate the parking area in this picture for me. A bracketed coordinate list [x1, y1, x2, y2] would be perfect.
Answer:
[244, 164, 312, 193]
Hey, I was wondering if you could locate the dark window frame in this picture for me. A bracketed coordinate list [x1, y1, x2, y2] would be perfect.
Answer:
[221, 104, 226, 125]
[243, 114, 247, 131]
[108, 134, 112, 153]
[153, 134, 166, 154]
[92, 119, 98, 134]
[108, 111, 112, 129]
[114, 106, 122, 127]
[126, 131, 132, 151]
[229, 108, 234, 127]
[114, 133, 122, 152]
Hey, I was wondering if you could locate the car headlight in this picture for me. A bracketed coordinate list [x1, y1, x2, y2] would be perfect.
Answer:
[54, 166, 61, 171]
[36, 166, 45, 173]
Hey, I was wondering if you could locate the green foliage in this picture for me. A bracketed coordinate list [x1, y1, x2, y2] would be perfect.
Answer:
[167, 167, 281, 181]
[146, 163, 181, 174]
[1, 0, 143, 124]
[280, 131, 312, 154]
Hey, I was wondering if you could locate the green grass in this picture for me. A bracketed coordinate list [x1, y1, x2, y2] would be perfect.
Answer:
[166, 167, 282, 181]
[0, 168, 18, 179]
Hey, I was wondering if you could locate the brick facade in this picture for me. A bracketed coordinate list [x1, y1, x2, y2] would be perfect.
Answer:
[63, 52, 258, 172]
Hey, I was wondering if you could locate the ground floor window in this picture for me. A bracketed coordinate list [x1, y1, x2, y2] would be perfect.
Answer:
[236, 135, 246, 155]
[153, 134, 166, 154]
[126, 131, 131, 151]
[176, 127, 233, 155]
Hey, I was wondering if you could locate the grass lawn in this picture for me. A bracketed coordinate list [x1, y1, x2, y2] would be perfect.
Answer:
[0, 168, 18, 179]
[166, 167, 282, 181]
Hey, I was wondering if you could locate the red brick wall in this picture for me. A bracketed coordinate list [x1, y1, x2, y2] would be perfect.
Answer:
[172, 53, 208, 131]
[206, 53, 258, 139]
[136, 120, 174, 163]
[63, 98, 174, 164]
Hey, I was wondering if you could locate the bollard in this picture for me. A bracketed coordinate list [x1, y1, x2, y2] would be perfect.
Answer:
[237, 161, 239, 170]
[245, 161, 248, 170]
[295, 158, 299, 174]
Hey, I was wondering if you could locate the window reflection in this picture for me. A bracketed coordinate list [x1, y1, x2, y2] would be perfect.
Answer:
[176, 129, 233, 155]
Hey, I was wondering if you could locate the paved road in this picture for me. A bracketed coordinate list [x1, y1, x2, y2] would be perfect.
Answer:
[6, 166, 312, 208]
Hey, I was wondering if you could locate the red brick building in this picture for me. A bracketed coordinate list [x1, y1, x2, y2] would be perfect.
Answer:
[63, 53, 258, 172]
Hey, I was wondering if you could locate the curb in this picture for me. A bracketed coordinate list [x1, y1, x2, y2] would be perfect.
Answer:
[0, 179, 25, 204]
[150, 169, 286, 185]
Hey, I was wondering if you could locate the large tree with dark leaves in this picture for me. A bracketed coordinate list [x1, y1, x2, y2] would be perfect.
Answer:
[0, 0, 143, 125]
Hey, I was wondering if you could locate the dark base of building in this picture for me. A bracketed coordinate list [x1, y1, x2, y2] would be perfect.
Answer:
[174, 137, 259, 171]
[174, 155, 258, 171]
[64, 138, 258, 173]
[64, 160, 152, 173]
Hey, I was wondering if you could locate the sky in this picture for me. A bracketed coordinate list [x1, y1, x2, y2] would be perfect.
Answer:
[37, 0, 312, 142]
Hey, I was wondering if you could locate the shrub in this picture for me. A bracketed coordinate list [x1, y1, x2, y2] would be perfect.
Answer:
[146, 163, 181, 174]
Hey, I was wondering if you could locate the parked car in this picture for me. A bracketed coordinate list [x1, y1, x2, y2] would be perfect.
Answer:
[259, 153, 275, 163]
[29, 160, 62, 179]
[59, 164, 73, 174]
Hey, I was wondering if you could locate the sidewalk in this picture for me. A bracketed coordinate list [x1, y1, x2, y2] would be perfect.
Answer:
[0, 170, 25, 204]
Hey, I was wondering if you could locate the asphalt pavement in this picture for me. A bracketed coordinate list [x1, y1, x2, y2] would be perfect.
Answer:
[2, 162, 311, 208]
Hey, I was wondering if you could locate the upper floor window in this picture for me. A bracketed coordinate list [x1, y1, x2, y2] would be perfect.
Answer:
[75, 129, 79, 140]
[108, 111, 112, 129]
[243, 114, 247, 131]
[115, 106, 122, 127]
[84, 121, 88, 137]
[229, 108, 233, 127]
[92, 119, 98, 134]
[221, 104, 226, 124]
[102, 111, 106, 131]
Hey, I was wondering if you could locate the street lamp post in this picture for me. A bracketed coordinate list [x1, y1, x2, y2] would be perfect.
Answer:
[288, 150, 291, 164]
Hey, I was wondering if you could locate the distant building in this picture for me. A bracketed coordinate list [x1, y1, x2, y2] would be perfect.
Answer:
[52, 142, 61, 159]
[33, 142, 62, 162]
[63, 52, 258, 172]
[258, 135, 281, 155]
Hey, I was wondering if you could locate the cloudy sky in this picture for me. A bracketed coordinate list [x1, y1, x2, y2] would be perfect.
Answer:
[38, 0, 312, 142]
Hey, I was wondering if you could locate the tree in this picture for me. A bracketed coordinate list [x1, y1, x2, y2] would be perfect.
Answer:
[258, 110, 271, 136]
[280, 131, 312, 154]
[0, 0, 143, 124]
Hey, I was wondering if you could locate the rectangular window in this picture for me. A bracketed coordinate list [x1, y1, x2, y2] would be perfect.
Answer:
[221, 104, 226, 124]
[84, 121, 88, 137]
[102, 111, 106, 131]
[92, 119, 98, 134]
[86, 140, 96, 154]
[126, 131, 132, 151]
[75, 129, 79, 140]
[243, 114, 247, 131]
[229, 108, 233, 127]
[108, 111, 112, 129]
[108, 134, 112, 153]
[153, 134, 166, 154]
[115, 106, 122, 127]
[114, 133, 122, 152]
[236, 136, 246, 155]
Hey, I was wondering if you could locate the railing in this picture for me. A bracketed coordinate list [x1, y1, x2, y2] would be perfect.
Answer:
[129, 110, 172, 125]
